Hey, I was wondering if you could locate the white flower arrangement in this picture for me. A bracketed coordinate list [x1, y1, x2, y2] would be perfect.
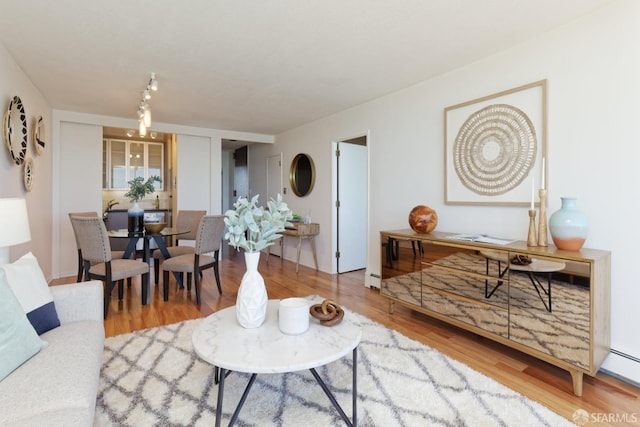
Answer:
[224, 194, 293, 253]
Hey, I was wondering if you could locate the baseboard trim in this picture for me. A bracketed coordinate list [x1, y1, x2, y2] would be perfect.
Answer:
[600, 349, 640, 387]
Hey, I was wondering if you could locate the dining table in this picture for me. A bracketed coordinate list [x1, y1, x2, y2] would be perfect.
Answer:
[107, 227, 189, 300]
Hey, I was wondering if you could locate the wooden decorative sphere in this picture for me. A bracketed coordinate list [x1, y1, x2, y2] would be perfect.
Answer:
[408, 205, 438, 233]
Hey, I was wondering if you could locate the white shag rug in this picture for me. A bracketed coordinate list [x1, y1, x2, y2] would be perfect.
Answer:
[95, 310, 575, 426]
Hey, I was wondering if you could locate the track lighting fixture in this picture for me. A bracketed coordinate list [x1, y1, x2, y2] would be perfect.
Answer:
[143, 107, 151, 128]
[134, 72, 158, 132]
[149, 72, 158, 91]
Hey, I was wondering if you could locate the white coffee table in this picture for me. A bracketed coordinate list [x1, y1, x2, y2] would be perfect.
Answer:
[192, 300, 362, 426]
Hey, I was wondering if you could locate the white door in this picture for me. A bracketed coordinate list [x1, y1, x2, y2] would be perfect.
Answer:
[335, 141, 367, 272]
[176, 134, 211, 211]
[266, 153, 283, 202]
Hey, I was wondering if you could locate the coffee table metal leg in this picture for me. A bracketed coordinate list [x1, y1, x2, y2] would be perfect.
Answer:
[527, 272, 552, 312]
[229, 373, 257, 426]
[353, 347, 357, 427]
[215, 368, 226, 427]
[216, 350, 358, 427]
[310, 347, 357, 427]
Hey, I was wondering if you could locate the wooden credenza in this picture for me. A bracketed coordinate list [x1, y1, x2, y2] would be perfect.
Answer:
[380, 229, 611, 396]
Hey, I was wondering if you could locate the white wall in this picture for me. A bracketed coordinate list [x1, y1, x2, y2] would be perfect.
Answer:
[252, 0, 640, 382]
[0, 42, 53, 275]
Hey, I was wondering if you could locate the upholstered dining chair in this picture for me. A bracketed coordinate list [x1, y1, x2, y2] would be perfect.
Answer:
[69, 215, 150, 318]
[152, 209, 206, 284]
[162, 215, 225, 305]
[68, 211, 130, 282]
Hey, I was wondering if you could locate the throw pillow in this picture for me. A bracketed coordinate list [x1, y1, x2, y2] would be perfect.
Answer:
[1, 252, 60, 334]
[0, 269, 48, 381]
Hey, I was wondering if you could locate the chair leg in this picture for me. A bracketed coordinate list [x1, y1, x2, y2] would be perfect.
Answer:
[187, 273, 192, 291]
[77, 250, 83, 282]
[213, 251, 222, 294]
[103, 282, 110, 319]
[118, 280, 124, 300]
[154, 259, 160, 285]
[104, 268, 113, 319]
[194, 267, 202, 305]
[83, 260, 91, 281]
[127, 278, 132, 288]
[163, 270, 170, 301]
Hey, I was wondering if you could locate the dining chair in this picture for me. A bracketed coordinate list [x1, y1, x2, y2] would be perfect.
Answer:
[162, 215, 225, 305]
[152, 210, 206, 285]
[68, 211, 130, 282]
[69, 215, 150, 319]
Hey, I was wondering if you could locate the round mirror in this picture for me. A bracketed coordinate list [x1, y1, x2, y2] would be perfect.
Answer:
[289, 153, 315, 197]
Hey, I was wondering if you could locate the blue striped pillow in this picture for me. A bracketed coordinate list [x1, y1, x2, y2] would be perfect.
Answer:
[1, 252, 60, 335]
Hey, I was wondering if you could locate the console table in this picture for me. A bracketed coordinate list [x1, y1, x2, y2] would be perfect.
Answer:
[268, 222, 319, 273]
[380, 229, 610, 397]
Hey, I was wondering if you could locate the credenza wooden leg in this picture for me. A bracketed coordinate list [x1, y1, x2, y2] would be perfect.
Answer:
[570, 369, 583, 397]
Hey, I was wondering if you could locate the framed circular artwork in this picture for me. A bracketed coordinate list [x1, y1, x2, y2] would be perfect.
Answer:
[3, 95, 28, 165]
[23, 157, 34, 191]
[453, 103, 537, 196]
[32, 115, 45, 154]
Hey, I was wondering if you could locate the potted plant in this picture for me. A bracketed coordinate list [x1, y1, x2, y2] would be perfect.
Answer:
[224, 194, 293, 328]
[124, 175, 162, 232]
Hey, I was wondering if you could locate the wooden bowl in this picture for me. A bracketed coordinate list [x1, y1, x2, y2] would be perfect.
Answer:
[144, 222, 166, 234]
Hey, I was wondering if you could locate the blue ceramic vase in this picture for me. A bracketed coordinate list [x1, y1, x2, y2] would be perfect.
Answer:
[548, 197, 588, 251]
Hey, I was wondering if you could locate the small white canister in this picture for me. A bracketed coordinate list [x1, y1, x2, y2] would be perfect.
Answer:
[278, 297, 310, 335]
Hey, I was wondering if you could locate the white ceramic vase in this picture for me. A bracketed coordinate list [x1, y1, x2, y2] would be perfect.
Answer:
[236, 251, 268, 328]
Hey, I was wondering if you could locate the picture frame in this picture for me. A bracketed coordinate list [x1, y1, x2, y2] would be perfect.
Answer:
[444, 80, 547, 206]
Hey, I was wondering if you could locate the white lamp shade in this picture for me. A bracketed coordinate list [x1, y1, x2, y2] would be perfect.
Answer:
[0, 198, 31, 246]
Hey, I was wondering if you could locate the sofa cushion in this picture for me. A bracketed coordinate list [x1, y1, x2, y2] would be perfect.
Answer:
[1, 252, 60, 334]
[0, 319, 105, 426]
[0, 269, 48, 381]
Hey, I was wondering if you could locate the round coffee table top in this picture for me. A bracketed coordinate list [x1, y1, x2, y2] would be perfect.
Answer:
[480, 250, 566, 272]
[192, 299, 362, 374]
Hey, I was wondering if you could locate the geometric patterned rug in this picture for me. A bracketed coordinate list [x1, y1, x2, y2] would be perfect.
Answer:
[94, 311, 576, 426]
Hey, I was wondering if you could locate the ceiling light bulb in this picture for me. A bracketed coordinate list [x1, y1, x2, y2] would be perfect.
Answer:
[150, 131, 157, 139]
[139, 120, 147, 137]
[143, 108, 151, 128]
[143, 89, 151, 100]
[150, 73, 158, 91]
[126, 129, 135, 137]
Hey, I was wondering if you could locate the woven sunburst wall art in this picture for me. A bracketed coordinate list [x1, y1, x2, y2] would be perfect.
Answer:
[445, 80, 547, 206]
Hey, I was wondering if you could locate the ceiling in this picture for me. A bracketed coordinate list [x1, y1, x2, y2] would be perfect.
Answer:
[0, 0, 613, 136]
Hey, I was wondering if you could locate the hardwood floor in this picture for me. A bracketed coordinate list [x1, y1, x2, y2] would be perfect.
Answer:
[52, 244, 639, 426]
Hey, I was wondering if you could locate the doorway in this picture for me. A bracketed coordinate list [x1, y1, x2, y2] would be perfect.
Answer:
[233, 146, 249, 201]
[266, 153, 283, 201]
[332, 135, 368, 273]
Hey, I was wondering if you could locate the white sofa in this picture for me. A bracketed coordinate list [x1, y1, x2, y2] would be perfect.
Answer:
[0, 280, 105, 426]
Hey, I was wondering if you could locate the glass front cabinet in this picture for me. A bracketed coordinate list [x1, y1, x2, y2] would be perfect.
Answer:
[103, 139, 164, 190]
[380, 229, 610, 397]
